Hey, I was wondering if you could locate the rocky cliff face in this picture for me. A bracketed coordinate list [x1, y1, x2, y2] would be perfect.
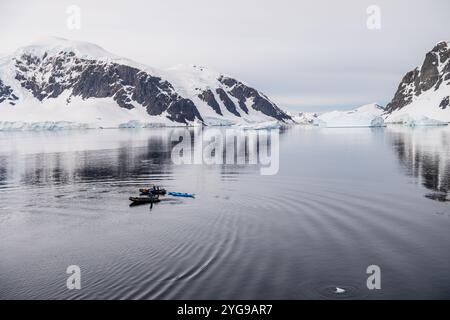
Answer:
[0, 38, 291, 126]
[13, 51, 203, 123]
[0, 79, 18, 105]
[385, 41, 450, 116]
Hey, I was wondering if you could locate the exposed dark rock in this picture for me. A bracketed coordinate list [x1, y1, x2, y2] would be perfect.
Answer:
[0, 79, 19, 104]
[218, 76, 291, 121]
[216, 88, 240, 117]
[166, 99, 203, 123]
[198, 89, 222, 115]
[7, 46, 291, 124]
[385, 41, 450, 114]
[440, 96, 449, 110]
[419, 51, 440, 93]
[434, 41, 450, 65]
[385, 68, 419, 113]
[13, 51, 204, 124]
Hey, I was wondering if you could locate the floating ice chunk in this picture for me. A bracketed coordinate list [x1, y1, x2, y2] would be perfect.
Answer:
[334, 287, 346, 294]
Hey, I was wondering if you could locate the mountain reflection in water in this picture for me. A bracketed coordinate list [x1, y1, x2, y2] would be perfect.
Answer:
[1, 126, 450, 300]
[387, 126, 450, 202]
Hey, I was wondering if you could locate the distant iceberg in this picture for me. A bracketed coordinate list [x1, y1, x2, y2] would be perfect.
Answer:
[318, 103, 385, 128]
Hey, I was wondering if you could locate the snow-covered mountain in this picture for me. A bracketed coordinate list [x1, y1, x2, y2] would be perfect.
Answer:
[0, 37, 291, 129]
[384, 41, 450, 124]
[290, 111, 321, 125]
[318, 103, 385, 127]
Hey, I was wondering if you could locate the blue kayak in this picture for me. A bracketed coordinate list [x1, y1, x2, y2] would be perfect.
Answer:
[168, 192, 195, 198]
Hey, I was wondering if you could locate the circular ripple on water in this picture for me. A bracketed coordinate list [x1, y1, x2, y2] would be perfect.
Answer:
[297, 279, 370, 300]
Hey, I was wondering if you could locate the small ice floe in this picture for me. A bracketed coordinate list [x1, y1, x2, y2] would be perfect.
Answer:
[334, 287, 346, 294]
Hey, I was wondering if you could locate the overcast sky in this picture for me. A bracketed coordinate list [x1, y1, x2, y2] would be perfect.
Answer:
[0, 0, 449, 111]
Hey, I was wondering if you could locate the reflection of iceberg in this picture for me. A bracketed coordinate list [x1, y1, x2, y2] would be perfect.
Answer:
[387, 126, 450, 202]
[319, 103, 385, 128]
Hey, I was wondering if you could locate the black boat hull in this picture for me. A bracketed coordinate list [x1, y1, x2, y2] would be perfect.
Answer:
[129, 196, 161, 204]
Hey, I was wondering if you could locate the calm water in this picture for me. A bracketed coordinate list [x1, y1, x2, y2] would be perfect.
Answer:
[0, 126, 449, 299]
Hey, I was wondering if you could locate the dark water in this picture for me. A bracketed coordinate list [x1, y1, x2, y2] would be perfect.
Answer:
[0, 126, 449, 300]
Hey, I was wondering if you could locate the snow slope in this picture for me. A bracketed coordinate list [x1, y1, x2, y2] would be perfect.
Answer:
[290, 111, 322, 125]
[385, 41, 450, 124]
[318, 103, 385, 128]
[385, 84, 450, 124]
[0, 37, 291, 130]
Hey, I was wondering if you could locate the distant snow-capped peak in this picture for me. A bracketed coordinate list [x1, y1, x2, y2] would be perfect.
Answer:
[0, 37, 291, 128]
[385, 41, 450, 123]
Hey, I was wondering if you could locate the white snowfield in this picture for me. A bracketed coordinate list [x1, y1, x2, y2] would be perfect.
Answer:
[318, 103, 385, 128]
[384, 84, 450, 125]
[384, 41, 450, 125]
[290, 111, 322, 126]
[0, 37, 286, 131]
[163, 64, 281, 125]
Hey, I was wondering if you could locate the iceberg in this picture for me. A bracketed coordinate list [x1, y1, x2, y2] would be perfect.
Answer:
[319, 103, 385, 128]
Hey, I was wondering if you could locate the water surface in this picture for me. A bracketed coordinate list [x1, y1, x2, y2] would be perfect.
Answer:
[0, 126, 449, 299]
